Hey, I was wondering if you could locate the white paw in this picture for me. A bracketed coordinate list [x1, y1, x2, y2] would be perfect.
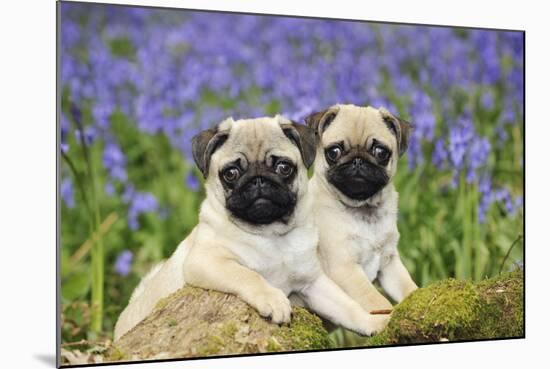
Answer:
[358, 313, 391, 336]
[251, 287, 292, 324]
[364, 296, 393, 312]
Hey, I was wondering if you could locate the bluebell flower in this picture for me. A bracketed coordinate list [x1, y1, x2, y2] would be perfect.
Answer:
[407, 91, 436, 169]
[448, 117, 475, 178]
[496, 124, 509, 146]
[122, 184, 135, 204]
[60, 113, 70, 154]
[104, 181, 116, 197]
[466, 137, 491, 183]
[494, 188, 515, 215]
[432, 138, 448, 169]
[61, 143, 69, 154]
[75, 126, 97, 146]
[61, 19, 80, 48]
[478, 176, 493, 223]
[103, 142, 127, 182]
[114, 250, 133, 276]
[70, 103, 83, 129]
[61, 178, 75, 208]
[59, 2, 524, 211]
[185, 172, 200, 192]
[92, 101, 114, 129]
[127, 191, 159, 230]
[481, 90, 494, 110]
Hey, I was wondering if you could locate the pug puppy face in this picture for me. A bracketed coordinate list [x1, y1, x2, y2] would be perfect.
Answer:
[192, 115, 316, 230]
[306, 104, 411, 207]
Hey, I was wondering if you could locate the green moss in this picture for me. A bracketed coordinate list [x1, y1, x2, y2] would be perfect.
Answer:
[196, 318, 251, 356]
[112, 274, 522, 360]
[366, 272, 524, 345]
[154, 286, 203, 312]
[266, 337, 283, 352]
[363, 331, 391, 346]
[219, 321, 238, 338]
[197, 334, 226, 356]
[106, 346, 126, 361]
[274, 307, 333, 350]
[475, 271, 523, 338]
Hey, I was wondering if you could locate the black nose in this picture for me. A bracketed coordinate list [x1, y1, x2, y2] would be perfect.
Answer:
[251, 176, 266, 188]
[352, 157, 363, 168]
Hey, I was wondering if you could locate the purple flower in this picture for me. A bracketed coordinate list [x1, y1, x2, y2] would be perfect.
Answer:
[448, 116, 476, 187]
[114, 250, 133, 276]
[70, 103, 83, 129]
[60, 113, 70, 154]
[104, 181, 116, 196]
[481, 90, 494, 110]
[75, 126, 97, 146]
[496, 124, 509, 146]
[92, 101, 114, 129]
[449, 118, 474, 170]
[59, 2, 524, 210]
[432, 138, 448, 169]
[494, 188, 515, 215]
[185, 172, 200, 192]
[404, 91, 436, 169]
[478, 176, 493, 223]
[103, 142, 127, 182]
[127, 191, 159, 230]
[466, 137, 491, 183]
[122, 184, 135, 203]
[61, 178, 75, 208]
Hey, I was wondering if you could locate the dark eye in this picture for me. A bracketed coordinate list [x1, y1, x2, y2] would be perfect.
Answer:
[275, 161, 294, 177]
[325, 145, 343, 163]
[222, 167, 240, 182]
[372, 145, 390, 162]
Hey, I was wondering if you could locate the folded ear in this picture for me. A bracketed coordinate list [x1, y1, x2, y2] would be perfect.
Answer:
[304, 107, 339, 137]
[379, 107, 413, 156]
[281, 122, 318, 169]
[191, 127, 229, 177]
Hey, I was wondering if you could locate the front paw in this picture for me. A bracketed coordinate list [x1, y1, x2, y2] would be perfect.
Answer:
[357, 313, 391, 336]
[365, 295, 393, 312]
[250, 287, 292, 324]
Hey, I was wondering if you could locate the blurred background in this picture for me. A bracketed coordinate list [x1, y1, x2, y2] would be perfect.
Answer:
[59, 2, 524, 349]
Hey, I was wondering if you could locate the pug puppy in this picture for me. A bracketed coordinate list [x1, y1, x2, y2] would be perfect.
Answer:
[114, 115, 389, 341]
[306, 104, 418, 313]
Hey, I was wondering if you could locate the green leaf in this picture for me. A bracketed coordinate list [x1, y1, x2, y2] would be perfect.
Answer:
[62, 270, 91, 301]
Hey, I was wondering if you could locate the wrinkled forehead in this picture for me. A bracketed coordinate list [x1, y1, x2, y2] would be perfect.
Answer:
[217, 117, 299, 164]
[323, 105, 396, 149]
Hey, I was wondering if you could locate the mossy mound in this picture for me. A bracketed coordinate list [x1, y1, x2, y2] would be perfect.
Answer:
[106, 272, 523, 362]
[366, 271, 524, 345]
[107, 286, 331, 362]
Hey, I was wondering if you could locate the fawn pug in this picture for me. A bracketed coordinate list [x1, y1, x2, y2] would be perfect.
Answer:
[114, 115, 389, 340]
[306, 104, 418, 313]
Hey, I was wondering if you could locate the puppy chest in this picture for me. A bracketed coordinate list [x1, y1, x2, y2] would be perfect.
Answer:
[348, 224, 396, 282]
[238, 236, 319, 294]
